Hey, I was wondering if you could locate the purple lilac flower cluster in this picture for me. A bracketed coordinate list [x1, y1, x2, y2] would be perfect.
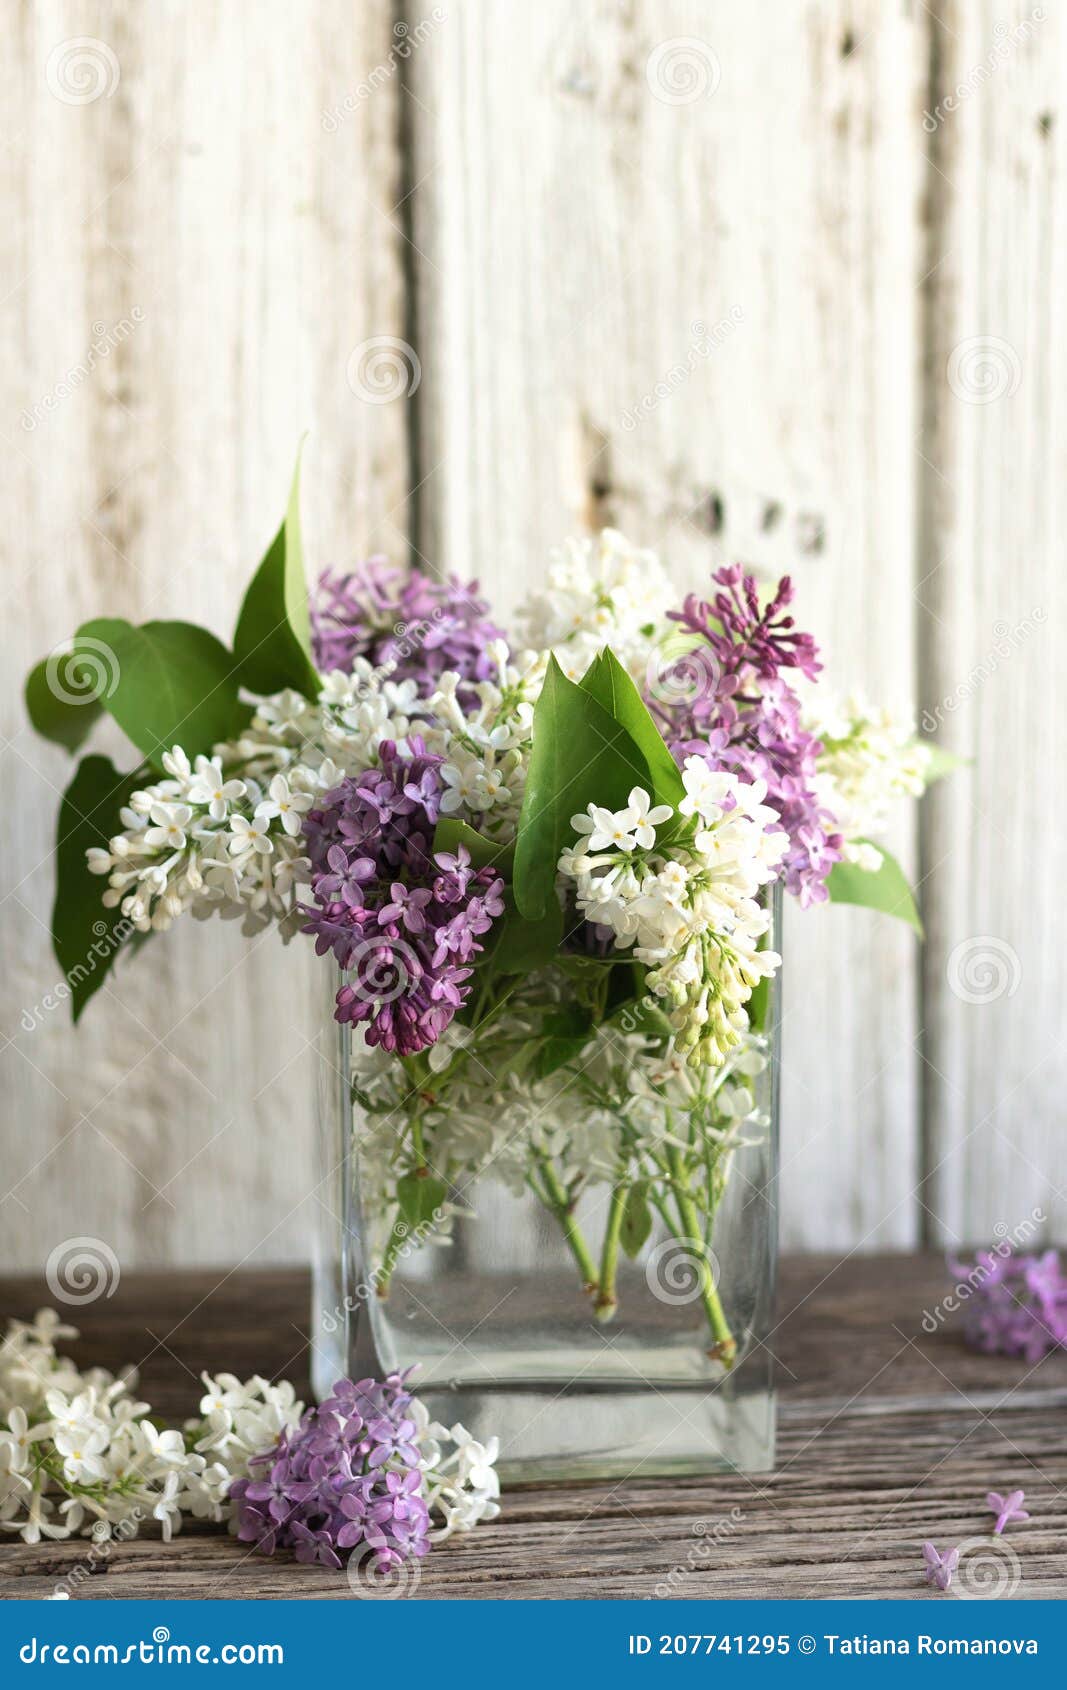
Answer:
[300, 740, 504, 1056]
[312, 559, 505, 698]
[656, 566, 843, 906]
[230, 1374, 430, 1570]
[948, 1247, 1067, 1361]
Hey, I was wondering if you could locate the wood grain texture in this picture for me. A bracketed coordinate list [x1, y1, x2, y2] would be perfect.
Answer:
[0, 2, 408, 1269]
[917, 0, 1067, 1243]
[1, 1258, 1064, 1599]
[407, 0, 927, 1250]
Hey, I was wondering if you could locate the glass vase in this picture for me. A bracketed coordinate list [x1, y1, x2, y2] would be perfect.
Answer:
[312, 894, 781, 1481]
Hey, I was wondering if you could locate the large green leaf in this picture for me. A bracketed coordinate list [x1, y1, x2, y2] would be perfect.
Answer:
[826, 844, 923, 936]
[24, 653, 104, 754]
[53, 756, 148, 1023]
[481, 895, 564, 978]
[74, 618, 248, 772]
[513, 656, 654, 919]
[580, 648, 685, 813]
[233, 449, 320, 696]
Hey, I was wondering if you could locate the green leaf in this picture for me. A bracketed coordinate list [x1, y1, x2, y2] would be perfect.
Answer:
[604, 991, 674, 1041]
[513, 656, 654, 919]
[232, 447, 320, 696]
[827, 844, 923, 936]
[24, 652, 105, 754]
[620, 1182, 653, 1259]
[72, 618, 248, 772]
[396, 1171, 448, 1230]
[580, 648, 685, 812]
[433, 817, 514, 875]
[481, 895, 563, 978]
[532, 1004, 596, 1079]
[53, 756, 148, 1023]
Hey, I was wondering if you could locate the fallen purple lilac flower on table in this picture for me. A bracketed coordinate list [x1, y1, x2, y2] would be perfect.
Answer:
[230, 1373, 500, 1573]
[922, 1542, 960, 1591]
[987, 1489, 1029, 1535]
[947, 1246, 1067, 1361]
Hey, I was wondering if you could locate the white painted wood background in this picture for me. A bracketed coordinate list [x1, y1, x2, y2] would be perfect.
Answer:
[1, 0, 1062, 1275]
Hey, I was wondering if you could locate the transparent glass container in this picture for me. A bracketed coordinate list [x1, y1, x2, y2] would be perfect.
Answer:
[312, 897, 781, 1481]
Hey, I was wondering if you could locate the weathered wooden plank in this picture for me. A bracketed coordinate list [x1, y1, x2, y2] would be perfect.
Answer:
[2, 1261, 1064, 1599]
[917, 1, 1067, 1242]
[0, 1, 408, 1268]
[407, 0, 928, 1249]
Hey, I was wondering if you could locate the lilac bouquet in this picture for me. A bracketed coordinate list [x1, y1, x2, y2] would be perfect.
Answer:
[27, 465, 946, 1369]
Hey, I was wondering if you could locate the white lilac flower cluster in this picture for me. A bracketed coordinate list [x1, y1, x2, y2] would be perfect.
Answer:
[559, 763, 787, 1068]
[804, 690, 934, 871]
[517, 528, 675, 684]
[424, 641, 539, 844]
[0, 1309, 499, 1548]
[86, 661, 429, 936]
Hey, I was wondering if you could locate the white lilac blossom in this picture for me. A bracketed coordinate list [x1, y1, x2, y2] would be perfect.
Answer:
[0, 1311, 499, 1558]
[424, 641, 539, 844]
[516, 528, 675, 684]
[85, 662, 429, 937]
[560, 769, 786, 1067]
[802, 688, 933, 870]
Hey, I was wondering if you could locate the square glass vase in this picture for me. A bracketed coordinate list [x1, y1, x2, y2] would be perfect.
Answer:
[311, 913, 780, 1483]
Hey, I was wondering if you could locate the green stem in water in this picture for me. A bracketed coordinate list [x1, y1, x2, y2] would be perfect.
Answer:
[594, 1181, 630, 1322]
[664, 1143, 737, 1367]
[530, 1155, 599, 1295]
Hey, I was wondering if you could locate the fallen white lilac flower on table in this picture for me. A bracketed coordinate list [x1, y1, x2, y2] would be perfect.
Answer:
[0, 1309, 499, 1570]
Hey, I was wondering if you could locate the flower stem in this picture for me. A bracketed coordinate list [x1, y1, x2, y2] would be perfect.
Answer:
[529, 1155, 599, 1296]
[664, 1144, 737, 1367]
[594, 1181, 629, 1322]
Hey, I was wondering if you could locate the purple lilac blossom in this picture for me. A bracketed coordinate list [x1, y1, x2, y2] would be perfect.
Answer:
[230, 1372, 431, 1572]
[946, 1247, 1067, 1361]
[299, 739, 505, 1056]
[312, 559, 506, 699]
[655, 565, 843, 906]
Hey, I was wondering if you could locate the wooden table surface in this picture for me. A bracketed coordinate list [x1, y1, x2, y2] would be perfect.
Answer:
[2, 1256, 1065, 1601]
